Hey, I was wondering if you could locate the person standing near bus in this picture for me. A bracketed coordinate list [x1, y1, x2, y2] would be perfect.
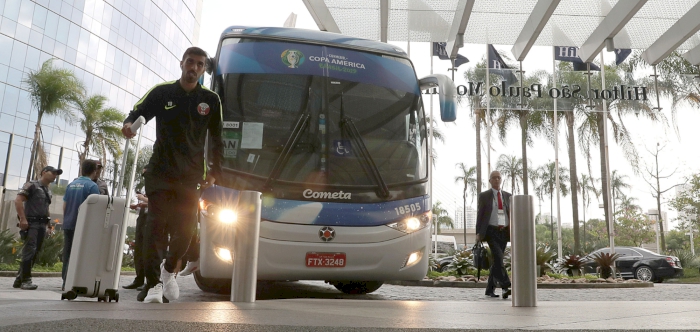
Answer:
[61, 160, 100, 290]
[475, 170, 512, 299]
[13, 166, 61, 290]
[122, 46, 223, 303]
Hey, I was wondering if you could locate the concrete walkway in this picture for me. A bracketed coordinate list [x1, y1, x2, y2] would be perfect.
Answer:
[1, 277, 698, 331]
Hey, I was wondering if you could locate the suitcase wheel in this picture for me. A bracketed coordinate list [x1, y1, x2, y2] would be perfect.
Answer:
[105, 289, 118, 303]
[61, 290, 78, 301]
[97, 296, 106, 302]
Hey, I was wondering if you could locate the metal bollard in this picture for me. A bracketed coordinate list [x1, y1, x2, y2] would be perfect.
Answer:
[230, 191, 262, 303]
[511, 195, 537, 307]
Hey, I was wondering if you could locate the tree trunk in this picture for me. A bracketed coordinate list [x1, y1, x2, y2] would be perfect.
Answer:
[655, 152, 666, 251]
[550, 190, 554, 242]
[26, 114, 44, 182]
[463, 189, 467, 246]
[520, 111, 529, 195]
[475, 108, 482, 194]
[566, 112, 581, 254]
[597, 113, 612, 241]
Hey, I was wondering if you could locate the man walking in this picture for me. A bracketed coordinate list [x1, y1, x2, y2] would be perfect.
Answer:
[475, 171, 512, 299]
[122, 46, 223, 303]
[61, 160, 100, 289]
[13, 166, 62, 290]
[93, 160, 109, 195]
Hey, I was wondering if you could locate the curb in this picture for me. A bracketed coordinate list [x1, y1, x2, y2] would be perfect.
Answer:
[386, 280, 654, 289]
[0, 271, 136, 278]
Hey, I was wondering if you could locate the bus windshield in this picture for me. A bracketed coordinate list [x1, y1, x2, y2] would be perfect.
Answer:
[214, 38, 427, 189]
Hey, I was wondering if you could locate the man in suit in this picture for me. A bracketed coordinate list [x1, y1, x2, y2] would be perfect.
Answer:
[476, 170, 511, 299]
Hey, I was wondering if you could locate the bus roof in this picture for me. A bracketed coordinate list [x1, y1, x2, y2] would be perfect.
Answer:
[220, 26, 408, 58]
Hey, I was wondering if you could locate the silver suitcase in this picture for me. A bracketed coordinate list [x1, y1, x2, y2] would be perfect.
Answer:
[61, 195, 127, 302]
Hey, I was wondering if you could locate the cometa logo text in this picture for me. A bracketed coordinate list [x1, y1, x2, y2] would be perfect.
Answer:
[303, 189, 351, 200]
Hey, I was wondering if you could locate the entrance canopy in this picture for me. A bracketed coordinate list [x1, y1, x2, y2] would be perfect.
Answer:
[302, 0, 700, 65]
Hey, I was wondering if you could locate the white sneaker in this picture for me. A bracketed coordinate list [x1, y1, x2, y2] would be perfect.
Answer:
[161, 261, 179, 300]
[179, 260, 199, 277]
[143, 284, 164, 303]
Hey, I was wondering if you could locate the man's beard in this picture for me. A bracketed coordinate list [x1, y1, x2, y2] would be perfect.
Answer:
[184, 71, 199, 83]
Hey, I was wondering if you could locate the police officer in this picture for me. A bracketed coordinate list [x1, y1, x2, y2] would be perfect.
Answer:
[13, 166, 62, 290]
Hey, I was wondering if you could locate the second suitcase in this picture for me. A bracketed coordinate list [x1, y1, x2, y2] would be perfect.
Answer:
[62, 194, 127, 302]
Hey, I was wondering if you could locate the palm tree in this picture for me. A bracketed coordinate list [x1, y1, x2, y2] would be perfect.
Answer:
[551, 61, 592, 254]
[23, 59, 83, 181]
[455, 163, 477, 242]
[431, 201, 454, 234]
[74, 94, 124, 174]
[494, 69, 551, 196]
[496, 154, 522, 194]
[630, 50, 699, 135]
[537, 161, 570, 241]
[579, 173, 600, 252]
[577, 63, 660, 242]
[617, 194, 641, 216]
[462, 62, 489, 194]
[610, 170, 631, 222]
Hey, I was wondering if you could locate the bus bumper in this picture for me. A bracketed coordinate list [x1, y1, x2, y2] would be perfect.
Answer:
[199, 219, 430, 281]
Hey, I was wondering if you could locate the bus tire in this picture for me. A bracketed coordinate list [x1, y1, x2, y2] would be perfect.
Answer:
[193, 270, 231, 294]
[330, 281, 383, 294]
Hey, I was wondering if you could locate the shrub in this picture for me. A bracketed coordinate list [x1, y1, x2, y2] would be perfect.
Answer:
[592, 251, 620, 279]
[427, 254, 440, 272]
[34, 231, 64, 267]
[669, 249, 695, 269]
[550, 255, 584, 276]
[448, 248, 475, 275]
[536, 244, 556, 276]
[0, 229, 18, 264]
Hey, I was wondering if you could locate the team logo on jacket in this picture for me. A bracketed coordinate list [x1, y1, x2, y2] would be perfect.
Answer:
[319, 226, 335, 242]
[197, 103, 210, 115]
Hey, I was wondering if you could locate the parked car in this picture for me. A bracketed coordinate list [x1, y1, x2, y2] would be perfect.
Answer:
[581, 247, 683, 282]
[436, 255, 453, 272]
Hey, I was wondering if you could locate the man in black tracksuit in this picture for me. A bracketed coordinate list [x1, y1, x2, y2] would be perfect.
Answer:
[122, 47, 223, 303]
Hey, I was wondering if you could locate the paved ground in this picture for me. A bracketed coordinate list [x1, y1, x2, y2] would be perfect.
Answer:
[1, 274, 698, 302]
[0, 275, 698, 331]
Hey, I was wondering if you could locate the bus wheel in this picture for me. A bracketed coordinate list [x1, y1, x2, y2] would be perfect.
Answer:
[193, 270, 231, 294]
[330, 281, 383, 294]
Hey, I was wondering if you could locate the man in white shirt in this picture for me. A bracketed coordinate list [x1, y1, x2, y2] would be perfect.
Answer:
[475, 171, 512, 299]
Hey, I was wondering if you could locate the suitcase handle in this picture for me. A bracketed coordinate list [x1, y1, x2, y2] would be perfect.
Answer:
[106, 224, 119, 272]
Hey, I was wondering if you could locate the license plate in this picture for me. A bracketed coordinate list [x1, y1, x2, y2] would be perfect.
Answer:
[305, 252, 346, 267]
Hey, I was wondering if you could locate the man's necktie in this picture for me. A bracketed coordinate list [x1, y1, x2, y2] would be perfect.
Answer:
[498, 191, 503, 210]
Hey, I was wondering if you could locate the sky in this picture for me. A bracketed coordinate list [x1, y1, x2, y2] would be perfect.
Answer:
[197, 0, 700, 231]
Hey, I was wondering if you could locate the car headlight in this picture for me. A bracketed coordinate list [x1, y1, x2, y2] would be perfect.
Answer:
[200, 199, 237, 224]
[387, 212, 431, 233]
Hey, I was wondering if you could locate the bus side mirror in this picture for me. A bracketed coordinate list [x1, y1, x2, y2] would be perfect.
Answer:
[419, 74, 456, 122]
[205, 57, 216, 75]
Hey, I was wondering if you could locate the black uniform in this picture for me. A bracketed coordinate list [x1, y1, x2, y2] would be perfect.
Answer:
[14, 180, 52, 286]
[124, 80, 223, 288]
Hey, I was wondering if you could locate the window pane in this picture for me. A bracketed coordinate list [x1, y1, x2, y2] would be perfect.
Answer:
[10, 41, 27, 71]
[3, 0, 21, 21]
[32, 3, 48, 29]
[44, 11, 58, 40]
[18, 0, 34, 28]
[1, 17, 17, 38]
[55, 17, 69, 45]
[0, 34, 12, 66]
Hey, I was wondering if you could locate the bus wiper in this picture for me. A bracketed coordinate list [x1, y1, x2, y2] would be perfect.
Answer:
[264, 112, 311, 190]
[340, 114, 390, 198]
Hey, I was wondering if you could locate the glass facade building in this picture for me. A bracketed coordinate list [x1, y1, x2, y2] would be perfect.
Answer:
[0, 0, 203, 189]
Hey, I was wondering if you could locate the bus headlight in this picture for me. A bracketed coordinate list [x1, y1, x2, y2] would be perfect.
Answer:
[215, 247, 233, 263]
[200, 199, 237, 224]
[402, 249, 423, 268]
[386, 212, 431, 233]
[218, 209, 237, 224]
